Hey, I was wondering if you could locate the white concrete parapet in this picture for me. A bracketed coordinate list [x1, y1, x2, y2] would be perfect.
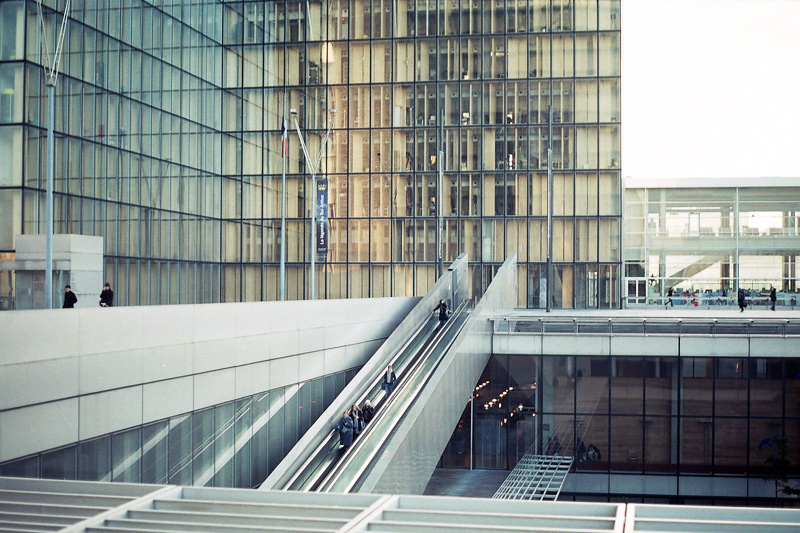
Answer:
[0, 297, 417, 462]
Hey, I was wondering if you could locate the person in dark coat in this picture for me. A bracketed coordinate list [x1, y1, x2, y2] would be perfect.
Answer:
[434, 299, 449, 326]
[336, 409, 354, 448]
[350, 404, 363, 437]
[666, 287, 673, 309]
[770, 287, 777, 311]
[62, 285, 78, 308]
[99, 282, 114, 307]
[382, 364, 397, 398]
[737, 287, 747, 312]
[575, 439, 587, 462]
[361, 400, 374, 425]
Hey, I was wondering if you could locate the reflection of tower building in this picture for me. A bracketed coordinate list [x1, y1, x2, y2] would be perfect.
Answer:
[271, 0, 622, 307]
[0, 1, 620, 309]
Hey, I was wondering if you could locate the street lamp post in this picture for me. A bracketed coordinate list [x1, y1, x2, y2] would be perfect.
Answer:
[291, 108, 337, 300]
[36, 0, 71, 308]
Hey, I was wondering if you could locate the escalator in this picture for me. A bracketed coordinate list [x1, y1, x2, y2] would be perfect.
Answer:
[269, 301, 471, 493]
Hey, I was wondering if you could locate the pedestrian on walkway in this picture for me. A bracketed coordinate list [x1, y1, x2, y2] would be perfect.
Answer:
[770, 287, 777, 311]
[62, 285, 78, 308]
[738, 287, 747, 312]
[99, 282, 114, 307]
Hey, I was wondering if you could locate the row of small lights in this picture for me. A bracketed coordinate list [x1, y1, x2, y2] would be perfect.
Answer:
[500, 404, 533, 426]
[484, 386, 514, 409]
[469, 380, 490, 403]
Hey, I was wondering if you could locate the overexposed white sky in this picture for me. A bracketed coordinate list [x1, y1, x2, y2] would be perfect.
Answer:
[622, 0, 800, 180]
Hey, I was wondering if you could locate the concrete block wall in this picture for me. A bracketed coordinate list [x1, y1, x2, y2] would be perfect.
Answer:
[10, 234, 104, 309]
[0, 297, 417, 462]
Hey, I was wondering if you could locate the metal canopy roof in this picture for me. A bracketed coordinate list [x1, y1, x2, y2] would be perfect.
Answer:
[2, 476, 799, 533]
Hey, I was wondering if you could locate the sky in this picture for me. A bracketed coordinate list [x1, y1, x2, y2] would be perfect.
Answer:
[621, 0, 800, 180]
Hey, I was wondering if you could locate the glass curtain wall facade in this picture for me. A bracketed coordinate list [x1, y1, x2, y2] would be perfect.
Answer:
[0, 0, 621, 308]
[441, 353, 800, 502]
[0, 0, 226, 306]
[624, 182, 800, 308]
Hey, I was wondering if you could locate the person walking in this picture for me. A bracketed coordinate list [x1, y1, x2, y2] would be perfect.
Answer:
[666, 287, 674, 309]
[770, 287, 777, 311]
[336, 409, 354, 449]
[362, 400, 374, 425]
[382, 364, 397, 398]
[738, 287, 747, 312]
[434, 299, 449, 326]
[99, 282, 114, 307]
[62, 285, 78, 308]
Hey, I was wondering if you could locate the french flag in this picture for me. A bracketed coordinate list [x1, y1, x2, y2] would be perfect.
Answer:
[281, 115, 288, 157]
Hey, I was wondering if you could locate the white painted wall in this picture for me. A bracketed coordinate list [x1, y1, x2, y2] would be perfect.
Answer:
[0, 297, 418, 462]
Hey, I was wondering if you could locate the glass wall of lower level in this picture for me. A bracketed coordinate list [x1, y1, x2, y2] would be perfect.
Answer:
[0, 367, 358, 488]
[441, 354, 800, 478]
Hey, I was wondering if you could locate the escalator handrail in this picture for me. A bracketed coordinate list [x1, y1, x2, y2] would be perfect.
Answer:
[279, 312, 439, 491]
[317, 300, 471, 492]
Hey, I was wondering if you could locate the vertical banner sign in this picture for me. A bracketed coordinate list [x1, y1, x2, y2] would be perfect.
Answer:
[316, 179, 329, 254]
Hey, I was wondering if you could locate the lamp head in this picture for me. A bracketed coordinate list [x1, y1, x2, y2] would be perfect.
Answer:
[330, 108, 338, 115]
[290, 108, 298, 116]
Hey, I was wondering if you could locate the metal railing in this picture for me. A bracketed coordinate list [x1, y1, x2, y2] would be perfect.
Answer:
[493, 317, 800, 338]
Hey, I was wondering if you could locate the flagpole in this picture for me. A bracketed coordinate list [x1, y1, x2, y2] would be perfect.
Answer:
[280, 92, 287, 301]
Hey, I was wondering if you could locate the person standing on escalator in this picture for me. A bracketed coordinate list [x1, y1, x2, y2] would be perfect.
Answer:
[336, 409, 354, 449]
[382, 364, 397, 398]
[350, 404, 363, 437]
[362, 400, 374, 425]
[434, 299, 449, 327]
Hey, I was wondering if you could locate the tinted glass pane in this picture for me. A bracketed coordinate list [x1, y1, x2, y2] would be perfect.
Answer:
[611, 357, 643, 415]
[715, 359, 747, 416]
[680, 417, 712, 473]
[252, 392, 269, 485]
[234, 397, 253, 489]
[112, 428, 141, 483]
[748, 417, 783, 476]
[750, 359, 784, 417]
[268, 389, 285, 471]
[192, 408, 215, 486]
[441, 403, 471, 468]
[142, 420, 168, 484]
[0, 456, 38, 478]
[474, 413, 506, 469]
[41, 446, 77, 480]
[168, 414, 193, 485]
[579, 414, 608, 472]
[610, 415, 642, 472]
[715, 417, 747, 474]
[214, 402, 234, 487]
[682, 358, 712, 416]
[644, 416, 676, 473]
[79, 436, 111, 481]
[283, 384, 299, 456]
